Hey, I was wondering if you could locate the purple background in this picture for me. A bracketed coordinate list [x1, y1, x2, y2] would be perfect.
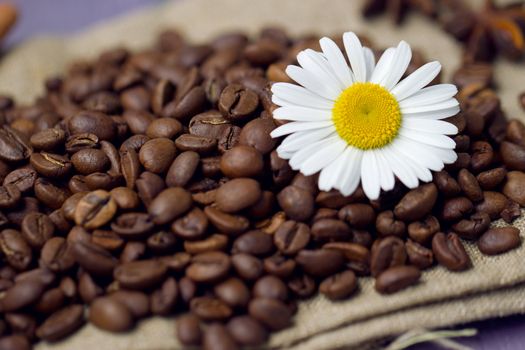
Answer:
[4, 1, 525, 349]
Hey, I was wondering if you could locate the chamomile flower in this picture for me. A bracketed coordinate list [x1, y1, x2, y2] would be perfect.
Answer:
[271, 32, 459, 200]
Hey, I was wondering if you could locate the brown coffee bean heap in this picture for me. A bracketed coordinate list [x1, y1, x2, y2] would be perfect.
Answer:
[0, 27, 522, 350]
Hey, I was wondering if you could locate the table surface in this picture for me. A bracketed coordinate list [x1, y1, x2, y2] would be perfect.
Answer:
[4, 1, 525, 349]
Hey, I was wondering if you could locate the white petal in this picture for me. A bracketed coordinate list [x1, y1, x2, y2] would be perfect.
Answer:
[399, 84, 458, 107]
[271, 121, 333, 138]
[381, 41, 412, 90]
[318, 148, 349, 191]
[279, 127, 336, 153]
[343, 32, 367, 82]
[297, 50, 345, 92]
[391, 61, 442, 100]
[363, 47, 376, 81]
[401, 99, 459, 114]
[382, 146, 419, 188]
[289, 135, 341, 169]
[272, 83, 334, 109]
[375, 151, 395, 191]
[299, 138, 347, 176]
[396, 136, 446, 170]
[390, 143, 433, 182]
[432, 147, 458, 164]
[273, 106, 332, 122]
[286, 65, 340, 100]
[399, 129, 456, 148]
[319, 37, 354, 87]
[402, 118, 458, 135]
[403, 105, 460, 120]
[360, 151, 381, 200]
[338, 148, 363, 196]
[370, 48, 395, 84]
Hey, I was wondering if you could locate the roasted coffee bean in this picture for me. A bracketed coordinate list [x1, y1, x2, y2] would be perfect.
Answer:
[231, 253, 263, 281]
[0, 184, 21, 209]
[319, 270, 357, 300]
[277, 185, 314, 222]
[232, 230, 274, 257]
[311, 219, 352, 241]
[407, 215, 440, 245]
[227, 316, 267, 347]
[376, 210, 406, 237]
[405, 240, 433, 269]
[432, 232, 471, 271]
[501, 141, 525, 171]
[441, 197, 473, 222]
[6, 197, 39, 227]
[214, 277, 251, 308]
[89, 297, 134, 332]
[151, 277, 178, 315]
[109, 186, 139, 209]
[216, 178, 261, 213]
[34, 178, 70, 209]
[204, 206, 250, 236]
[253, 275, 288, 301]
[478, 227, 521, 255]
[218, 125, 242, 154]
[203, 323, 239, 350]
[74, 190, 117, 229]
[458, 169, 483, 202]
[71, 241, 118, 276]
[184, 234, 228, 254]
[111, 212, 154, 238]
[166, 151, 200, 187]
[68, 111, 116, 141]
[503, 171, 525, 206]
[338, 204, 375, 228]
[114, 260, 167, 289]
[219, 84, 259, 121]
[375, 266, 421, 294]
[263, 254, 296, 278]
[370, 236, 406, 277]
[71, 149, 110, 175]
[475, 191, 509, 219]
[40, 237, 75, 272]
[287, 274, 316, 298]
[136, 171, 165, 206]
[146, 118, 182, 140]
[30, 152, 72, 178]
[394, 184, 437, 221]
[433, 171, 461, 197]
[0, 229, 32, 271]
[3, 168, 37, 193]
[36, 305, 85, 342]
[0, 335, 31, 350]
[171, 207, 208, 240]
[123, 110, 154, 135]
[176, 134, 218, 154]
[138, 138, 176, 174]
[78, 272, 103, 304]
[274, 221, 310, 255]
[90, 231, 122, 251]
[189, 111, 231, 139]
[148, 187, 192, 225]
[452, 212, 491, 240]
[238, 117, 276, 155]
[248, 298, 291, 331]
[246, 191, 275, 219]
[176, 314, 202, 346]
[190, 297, 232, 321]
[323, 242, 370, 274]
[0, 126, 32, 162]
[477, 167, 507, 190]
[270, 150, 294, 187]
[4, 312, 36, 339]
[186, 251, 231, 283]
[295, 249, 345, 278]
[220, 145, 263, 178]
[65, 133, 99, 153]
[0, 279, 45, 312]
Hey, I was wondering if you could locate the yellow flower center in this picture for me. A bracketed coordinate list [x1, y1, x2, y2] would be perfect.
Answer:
[332, 82, 401, 150]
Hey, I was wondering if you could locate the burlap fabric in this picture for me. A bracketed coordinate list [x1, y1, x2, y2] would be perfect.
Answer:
[0, 0, 524, 349]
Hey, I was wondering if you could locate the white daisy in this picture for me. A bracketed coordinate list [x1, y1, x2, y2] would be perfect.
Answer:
[271, 32, 459, 200]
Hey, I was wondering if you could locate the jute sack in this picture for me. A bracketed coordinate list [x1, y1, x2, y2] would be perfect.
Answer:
[0, 0, 523, 349]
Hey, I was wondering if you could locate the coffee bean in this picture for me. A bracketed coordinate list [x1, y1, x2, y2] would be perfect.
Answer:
[214, 277, 251, 308]
[376, 210, 406, 237]
[114, 260, 167, 289]
[136, 171, 165, 206]
[219, 84, 259, 121]
[232, 230, 274, 256]
[433, 171, 461, 197]
[139, 138, 177, 174]
[503, 171, 525, 206]
[166, 151, 200, 187]
[191, 297, 232, 321]
[405, 239, 433, 269]
[186, 251, 231, 283]
[375, 266, 421, 294]
[65, 133, 99, 153]
[248, 298, 291, 331]
[151, 277, 178, 315]
[274, 221, 310, 255]
[148, 187, 193, 225]
[71, 149, 110, 175]
[172, 207, 208, 240]
[432, 232, 471, 271]
[394, 184, 438, 221]
[111, 212, 154, 238]
[41, 237, 75, 272]
[0, 279, 45, 312]
[34, 178, 70, 209]
[184, 234, 228, 254]
[227, 315, 267, 346]
[475, 191, 509, 219]
[477, 167, 507, 190]
[109, 186, 139, 209]
[189, 111, 231, 139]
[264, 254, 296, 278]
[239, 117, 276, 155]
[295, 249, 345, 277]
[288, 274, 316, 298]
[277, 185, 314, 222]
[311, 219, 352, 241]
[319, 270, 357, 300]
[452, 212, 491, 240]
[71, 241, 118, 276]
[120, 147, 140, 189]
[89, 297, 134, 332]
[323, 242, 370, 275]
[217, 125, 242, 154]
[231, 254, 263, 281]
[441, 197, 473, 221]
[338, 204, 375, 228]
[176, 314, 202, 346]
[0, 229, 32, 271]
[0, 126, 32, 162]
[0, 335, 31, 350]
[68, 111, 116, 141]
[30, 152, 72, 178]
[123, 109, 155, 136]
[370, 236, 406, 277]
[501, 141, 525, 171]
[20, 212, 54, 249]
[36, 305, 85, 342]
[0, 184, 21, 209]
[407, 215, 440, 244]
[270, 150, 294, 187]
[163, 86, 206, 120]
[478, 227, 521, 255]
[252, 275, 287, 301]
[220, 146, 263, 178]
[176, 134, 218, 154]
[204, 206, 250, 236]
[34, 287, 65, 314]
[458, 169, 483, 202]
[74, 190, 117, 229]
[203, 323, 239, 350]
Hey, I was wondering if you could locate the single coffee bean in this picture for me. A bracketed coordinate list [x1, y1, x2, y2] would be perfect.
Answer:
[203, 323, 239, 350]
[68, 111, 116, 141]
[319, 270, 357, 300]
[148, 187, 193, 225]
[171, 207, 209, 240]
[74, 190, 117, 229]
[338, 203, 376, 228]
[507, 119, 525, 146]
[253, 275, 288, 301]
[71, 241, 118, 276]
[0, 279, 45, 312]
[232, 230, 274, 257]
[184, 234, 229, 254]
[151, 277, 178, 315]
[30, 152, 72, 178]
[477, 167, 507, 190]
[136, 171, 165, 206]
[239, 117, 276, 155]
[277, 185, 314, 222]
[15, 268, 55, 286]
[219, 84, 259, 121]
[405, 239, 433, 269]
[175, 134, 217, 154]
[20, 212, 54, 248]
[186, 251, 231, 283]
[3, 167, 37, 193]
[441, 197, 473, 221]
[248, 298, 291, 331]
[274, 221, 310, 255]
[123, 110, 154, 135]
[370, 236, 406, 277]
[109, 186, 139, 209]
[0, 184, 21, 208]
[176, 314, 202, 346]
[189, 110, 231, 139]
[138, 138, 177, 174]
[146, 118, 182, 139]
[204, 206, 250, 236]
[36, 305, 85, 342]
[214, 277, 251, 308]
[295, 249, 345, 277]
[166, 151, 200, 187]
[34, 178, 70, 210]
[452, 212, 491, 240]
[227, 315, 267, 347]
[0, 126, 32, 162]
[190, 297, 232, 321]
[263, 254, 296, 279]
[215, 178, 262, 213]
[478, 227, 521, 255]
[375, 266, 421, 294]
[475, 191, 509, 219]
[458, 169, 483, 202]
[220, 145, 263, 178]
[433, 171, 461, 197]
[217, 125, 241, 154]
[33, 287, 65, 314]
[311, 219, 352, 241]
[323, 242, 370, 274]
[89, 297, 134, 333]
[407, 215, 440, 245]
[376, 210, 406, 237]
[501, 141, 525, 171]
[394, 184, 438, 221]
[120, 147, 140, 189]
[231, 253, 263, 281]
[111, 212, 154, 238]
[470, 141, 494, 172]
[114, 260, 167, 289]
[40, 237, 76, 272]
[432, 232, 471, 271]
[503, 171, 525, 206]
[65, 133, 99, 153]
[270, 150, 294, 187]
[0, 229, 32, 271]
[288, 274, 316, 298]
[71, 149, 110, 175]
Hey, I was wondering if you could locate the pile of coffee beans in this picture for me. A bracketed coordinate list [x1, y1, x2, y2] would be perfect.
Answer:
[0, 27, 523, 350]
